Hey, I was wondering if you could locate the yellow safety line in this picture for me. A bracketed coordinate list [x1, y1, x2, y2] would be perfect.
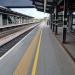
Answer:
[13, 29, 40, 75]
[31, 30, 42, 75]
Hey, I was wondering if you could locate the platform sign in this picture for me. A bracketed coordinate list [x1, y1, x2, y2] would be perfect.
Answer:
[0, 0, 34, 8]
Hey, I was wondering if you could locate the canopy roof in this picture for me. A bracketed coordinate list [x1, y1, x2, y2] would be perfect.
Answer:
[31, 0, 75, 13]
[31, 0, 60, 13]
[0, 0, 75, 13]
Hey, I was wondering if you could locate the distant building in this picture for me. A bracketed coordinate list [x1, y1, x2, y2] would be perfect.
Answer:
[0, 6, 34, 27]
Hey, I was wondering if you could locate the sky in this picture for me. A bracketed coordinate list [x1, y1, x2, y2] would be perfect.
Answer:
[11, 8, 49, 19]
[0, 0, 33, 6]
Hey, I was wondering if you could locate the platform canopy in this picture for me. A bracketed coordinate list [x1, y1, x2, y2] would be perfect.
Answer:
[31, 0, 60, 13]
[0, 0, 75, 13]
[0, 0, 34, 8]
[31, 0, 75, 13]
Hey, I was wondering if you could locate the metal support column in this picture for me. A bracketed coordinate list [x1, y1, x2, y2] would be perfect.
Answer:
[52, 13, 55, 32]
[62, 0, 68, 43]
[53, 23, 55, 32]
[50, 13, 53, 29]
[55, 6, 58, 35]
[55, 25, 58, 34]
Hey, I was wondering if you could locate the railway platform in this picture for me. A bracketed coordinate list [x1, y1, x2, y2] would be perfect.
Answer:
[0, 22, 75, 75]
[35, 24, 75, 75]
[0, 0, 75, 75]
[55, 27, 75, 60]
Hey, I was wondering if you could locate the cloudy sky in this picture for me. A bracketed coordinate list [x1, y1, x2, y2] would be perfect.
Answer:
[11, 8, 49, 19]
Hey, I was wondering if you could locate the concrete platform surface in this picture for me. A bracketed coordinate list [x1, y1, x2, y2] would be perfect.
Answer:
[56, 27, 75, 59]
[36, 25, 75, 75]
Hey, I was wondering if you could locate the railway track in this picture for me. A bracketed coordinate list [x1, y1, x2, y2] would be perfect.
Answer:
[0, 28, 34, 57]
[0, 25, 37, 57]
[0, 24, 35, 38]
